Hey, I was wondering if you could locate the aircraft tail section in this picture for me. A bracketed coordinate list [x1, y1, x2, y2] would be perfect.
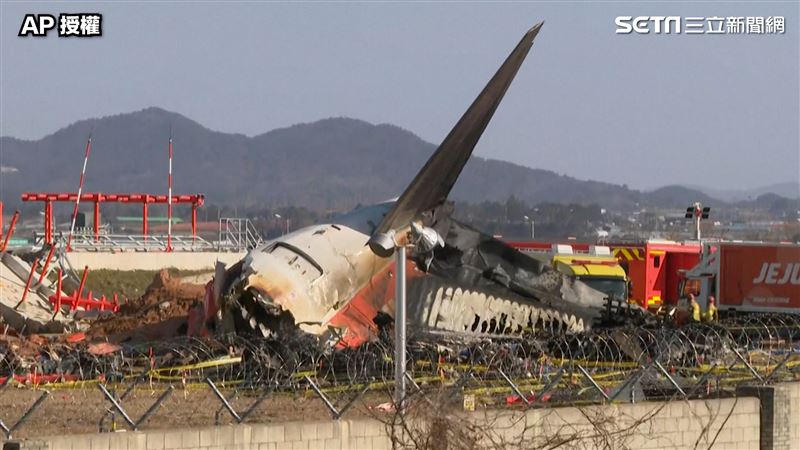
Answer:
[371, 22, 544, 244]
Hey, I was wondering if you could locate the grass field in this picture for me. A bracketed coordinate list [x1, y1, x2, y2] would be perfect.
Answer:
[79, 268, 210, 301]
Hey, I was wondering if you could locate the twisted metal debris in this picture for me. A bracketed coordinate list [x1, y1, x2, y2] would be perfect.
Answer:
[1, 315, 799, 393]
[1, 315, 799, 438]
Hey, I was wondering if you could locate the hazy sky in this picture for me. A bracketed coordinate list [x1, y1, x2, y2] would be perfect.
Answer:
[1, 1, 798, 191]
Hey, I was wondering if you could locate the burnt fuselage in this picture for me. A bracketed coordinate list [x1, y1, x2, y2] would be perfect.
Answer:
[211, 204, 608, 347]
[204, 22, 612, 346]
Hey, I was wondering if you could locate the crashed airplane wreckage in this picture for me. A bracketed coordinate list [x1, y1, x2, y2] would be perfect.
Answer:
[202, 23, 637, 347]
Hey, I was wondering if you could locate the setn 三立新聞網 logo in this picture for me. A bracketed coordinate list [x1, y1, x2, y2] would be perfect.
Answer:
[615, 16, 785, 35]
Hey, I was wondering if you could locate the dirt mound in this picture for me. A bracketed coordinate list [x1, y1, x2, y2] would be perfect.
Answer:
[87, 269, 205, 342]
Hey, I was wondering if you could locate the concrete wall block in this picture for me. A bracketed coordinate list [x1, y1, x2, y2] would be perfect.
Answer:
[547, 406, 583, 424]
[300, 423, 316, 442]
[743, 425, 759, 442]
[290, 439, 308, 450]
[107, 433, 129, 450]
[283, 423, 302, 442]
[659, 432, 684, 449]
[217, 426, 236, 448]
[251, 425, 269, 443]
[348, 420, 366, 438]
[127, 432, 147, 450]
[89, 434, 111, 450]
[370, 435, 391, 450]
[335, 420, 350, 441]
[352, 437, 371, 450]
[682, 429, 707, 447]
[633, 435, 657, 450]
[144, 432, 164, 450]
[625, 402, 653, 420]
[668, 401, 686, 418]
[199, 428, 217, 447]
[267, 425, 286, 443]
[162, 431, 183, 450]
[315, 422, 333, 441]
[729, 426, 743, 443]
[676, 416, 692, 431]
[249, 424, 285, 444]
[44, 436, 73, 450]
[329, 422, 343, 440]
[646, 434, 678, 450]
[361, 422, 384, 438]
[233, 425, 252, 445]
[734, 412, 756, 429]
[647, 417, 666, 433]
[275, 441, 292, 450]
[179, 431, 199, 449]
[322, 438, 341, 450]
[236, 445, 256, 450]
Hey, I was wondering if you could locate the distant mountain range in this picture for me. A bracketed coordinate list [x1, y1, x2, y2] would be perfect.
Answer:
[685, 183, 799, 202]
[0, 107, 795, 213]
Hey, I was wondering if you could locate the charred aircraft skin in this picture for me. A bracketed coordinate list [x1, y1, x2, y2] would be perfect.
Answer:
[416, 217, 607, 335]
[210, 207, 610, 345]
[204, 22, 617, 345]
[216, 222, 389, 339]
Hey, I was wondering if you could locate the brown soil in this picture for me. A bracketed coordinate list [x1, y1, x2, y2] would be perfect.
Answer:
[86, 270, 205, 343]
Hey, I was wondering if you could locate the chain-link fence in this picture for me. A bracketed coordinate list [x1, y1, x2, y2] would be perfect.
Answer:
[2, 315, 800, 440]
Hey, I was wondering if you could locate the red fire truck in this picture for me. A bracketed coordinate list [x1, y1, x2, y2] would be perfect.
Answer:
[509, 240, 701, 310]
[680, 242, 800, 314]
[511, 239, 800, 317]
[608, 241, 701, 310]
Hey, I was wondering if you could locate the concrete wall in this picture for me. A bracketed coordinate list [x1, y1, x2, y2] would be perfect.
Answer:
[66, 251, 245, 271]
[738, 384, 800, 450]
[790, 382, 800, 448]
[4, 393, 768, 450]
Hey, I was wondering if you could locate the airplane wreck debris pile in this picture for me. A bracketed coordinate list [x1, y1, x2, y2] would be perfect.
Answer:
[0, 333, 92, 381]
[86, 270, 205, 342]
[0, 253, 71, 335]
[2, 23, 621, 356]
[0, 316, 799, 395]
[1, 22, 798, 404]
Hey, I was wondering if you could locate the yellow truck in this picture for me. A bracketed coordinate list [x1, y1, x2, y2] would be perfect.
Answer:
[521, 244, 629, 301]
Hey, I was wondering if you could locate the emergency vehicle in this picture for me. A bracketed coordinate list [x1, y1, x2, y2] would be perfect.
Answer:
[608, 241, 701, 310]
[509, 242, 629, 302]
[679, 241, 800, 314]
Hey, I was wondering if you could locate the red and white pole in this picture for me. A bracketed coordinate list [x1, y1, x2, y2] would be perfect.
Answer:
[167, 137, 173, 252]
[67, 137, 92, 251]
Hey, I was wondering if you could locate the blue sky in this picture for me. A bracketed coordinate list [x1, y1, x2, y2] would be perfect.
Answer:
[1, 1, 798, 191]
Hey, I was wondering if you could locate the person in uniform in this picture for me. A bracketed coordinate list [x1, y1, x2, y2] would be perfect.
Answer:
[689, 294, 701, 323]
[704, 295, 718, 322]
